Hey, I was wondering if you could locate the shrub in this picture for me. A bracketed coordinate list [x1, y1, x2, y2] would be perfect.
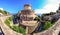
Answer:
[43, 21, 52, 30]
[11, 26, 20, 33]
[5, 17, 26, 35]
[5, 19, 10, 26]
[34, 17, 40, 22]
[8, 17, 12, 21]
[11, 26, 26, 35]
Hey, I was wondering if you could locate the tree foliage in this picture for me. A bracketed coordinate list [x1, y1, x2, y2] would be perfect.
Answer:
[34, 16, 40, 22]
[0, 10, 8, 15]
[43, 21, 52, 30]
[5, 19, 10, 26]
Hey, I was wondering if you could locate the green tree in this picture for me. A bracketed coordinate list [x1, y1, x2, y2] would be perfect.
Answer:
[0, 10, 4, 14]
[34, 16, 40, 22]
[4, 11, 8, 14]
[0, 10, 9, 15]
[50, 12, 56, 15]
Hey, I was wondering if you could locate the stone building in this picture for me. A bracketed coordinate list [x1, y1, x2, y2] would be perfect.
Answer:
[17, 4, 38, 34]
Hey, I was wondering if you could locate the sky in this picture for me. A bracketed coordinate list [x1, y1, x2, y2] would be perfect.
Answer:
[35, 0, 60, 14]
[0, 0, 46, 14]
[0, 0, 60, 14]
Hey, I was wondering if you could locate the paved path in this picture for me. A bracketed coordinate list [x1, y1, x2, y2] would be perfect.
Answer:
[0, 16, 22, 35]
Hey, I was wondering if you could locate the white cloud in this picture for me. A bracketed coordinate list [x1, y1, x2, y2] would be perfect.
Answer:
[35, 0, 60, 14]
[48, 0, 60, 4]
[0, 8, 3, 10]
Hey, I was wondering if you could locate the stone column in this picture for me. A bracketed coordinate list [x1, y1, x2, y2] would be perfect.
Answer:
[26, 27, 30, 35]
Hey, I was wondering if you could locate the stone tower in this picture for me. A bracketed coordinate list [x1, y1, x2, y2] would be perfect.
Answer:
[18, 4, 38, 34]
[20, 4, 37, 21]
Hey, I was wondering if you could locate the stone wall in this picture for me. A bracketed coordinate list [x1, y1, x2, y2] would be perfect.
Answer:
[33, 18, 60, 35]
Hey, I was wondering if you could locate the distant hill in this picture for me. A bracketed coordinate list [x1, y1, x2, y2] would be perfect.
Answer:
[0, 10, 10, 15]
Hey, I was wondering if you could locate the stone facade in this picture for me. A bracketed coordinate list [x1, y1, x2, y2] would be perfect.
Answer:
[18, 10, 38, 34]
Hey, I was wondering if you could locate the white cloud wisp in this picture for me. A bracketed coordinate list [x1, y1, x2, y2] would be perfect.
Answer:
[35, 0, 60, 14]
[0, 8, 3, 10]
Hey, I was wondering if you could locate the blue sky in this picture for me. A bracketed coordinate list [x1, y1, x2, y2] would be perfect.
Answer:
[0, 0, 46, 14]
